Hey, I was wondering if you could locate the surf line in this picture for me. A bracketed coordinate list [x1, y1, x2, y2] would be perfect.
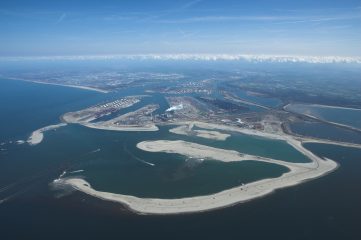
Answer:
[123, 144, 155, 167]
[69, 170, 84, 174]
[89, 148, 101, 154]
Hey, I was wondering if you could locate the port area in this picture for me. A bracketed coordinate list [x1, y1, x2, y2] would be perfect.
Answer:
[61, 96, 143, 123]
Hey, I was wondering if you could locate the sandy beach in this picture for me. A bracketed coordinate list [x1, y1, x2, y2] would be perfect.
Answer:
[27, 123, 67, 145]
[6, 77, 109, 93]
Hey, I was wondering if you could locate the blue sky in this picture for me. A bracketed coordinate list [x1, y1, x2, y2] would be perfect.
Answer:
[1, 0, 360, 57]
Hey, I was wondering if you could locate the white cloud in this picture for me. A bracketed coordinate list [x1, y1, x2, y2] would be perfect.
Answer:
[1, 54, 361, 64]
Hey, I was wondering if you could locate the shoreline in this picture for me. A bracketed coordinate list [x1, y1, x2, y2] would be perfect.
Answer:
[3, 77, 109, 93]
[56, 121, 339, 215]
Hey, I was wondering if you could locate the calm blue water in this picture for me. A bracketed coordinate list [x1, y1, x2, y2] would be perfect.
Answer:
[286, 103, 361, 130]
[1, 79, 360, 240]
[0, 78, 103, 142]
[290, 122, 361, 144]
[1, 143, 360, 240]
[0, 79, 289, 199]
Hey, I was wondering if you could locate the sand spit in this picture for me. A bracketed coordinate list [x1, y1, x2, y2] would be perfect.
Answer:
[60, 135, 338, 214]
[169, 124, 230, 140]
[27, 123, 67, 145]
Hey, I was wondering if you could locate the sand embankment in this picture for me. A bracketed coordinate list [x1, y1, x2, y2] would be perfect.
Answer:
[53, 119, 349, 215]
[27, 123, 67, 145]
[61, 155, 336, 215]
[60, 136, 337, 215]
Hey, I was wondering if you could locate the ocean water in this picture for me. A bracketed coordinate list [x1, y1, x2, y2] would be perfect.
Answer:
[1, 79, 361, 240]
[190, 126, 310, 163]
[290, 122, 361, 144]
[285, 103, 361, 130]
[0, 78, 290, 199]
[0, 78, 103, 142]
[1, 143, 360, 240]
[43, 124, 290, 198]
[0, 79, 293, 201]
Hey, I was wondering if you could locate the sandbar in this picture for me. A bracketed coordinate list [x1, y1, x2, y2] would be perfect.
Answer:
[27, 123, 67, 145]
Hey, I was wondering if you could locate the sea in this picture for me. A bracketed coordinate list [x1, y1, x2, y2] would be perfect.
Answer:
[0, 78, 360, 240]
[285, 103, 361, 130]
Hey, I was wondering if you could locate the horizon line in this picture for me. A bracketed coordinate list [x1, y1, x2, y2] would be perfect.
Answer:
[1, 53, 361, 64]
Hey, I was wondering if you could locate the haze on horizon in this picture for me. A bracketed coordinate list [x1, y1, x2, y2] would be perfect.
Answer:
[1, 0, 361, 57]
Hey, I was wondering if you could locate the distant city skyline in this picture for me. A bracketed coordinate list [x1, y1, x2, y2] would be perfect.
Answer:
[1, 0, 361, 57]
